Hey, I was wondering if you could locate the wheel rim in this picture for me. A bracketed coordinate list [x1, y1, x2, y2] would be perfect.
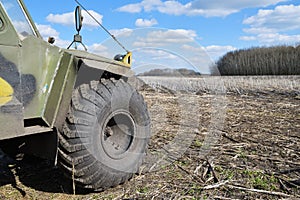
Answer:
[101, 111, 136, 160]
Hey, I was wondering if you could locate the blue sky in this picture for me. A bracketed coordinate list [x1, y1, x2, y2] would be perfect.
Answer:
[23, 0, 300, 74]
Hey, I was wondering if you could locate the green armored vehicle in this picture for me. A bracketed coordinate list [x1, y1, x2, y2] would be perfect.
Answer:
[0, 0, 150, 191]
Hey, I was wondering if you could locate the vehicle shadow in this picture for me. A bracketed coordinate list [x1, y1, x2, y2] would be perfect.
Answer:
[0, 149, 26, 197]
[0, 148, 89, 196]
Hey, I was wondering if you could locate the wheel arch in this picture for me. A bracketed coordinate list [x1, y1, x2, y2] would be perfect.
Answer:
[52, 56, 134, 132]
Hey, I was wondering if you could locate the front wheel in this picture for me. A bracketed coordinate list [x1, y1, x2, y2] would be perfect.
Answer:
[57, 78, 151, 190]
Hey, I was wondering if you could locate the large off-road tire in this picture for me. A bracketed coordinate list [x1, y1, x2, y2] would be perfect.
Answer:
[57, 78, 151, 190]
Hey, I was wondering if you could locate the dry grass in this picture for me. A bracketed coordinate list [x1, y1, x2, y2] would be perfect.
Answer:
[0, 76, 299, 199]
[140, 76, 300, 95]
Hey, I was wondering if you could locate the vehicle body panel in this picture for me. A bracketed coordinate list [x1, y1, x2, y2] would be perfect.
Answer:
[0, 0, 133, 140]
[0, 1, 24, 138]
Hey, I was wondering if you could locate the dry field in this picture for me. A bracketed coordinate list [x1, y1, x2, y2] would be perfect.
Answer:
[0, 76, 299, 200]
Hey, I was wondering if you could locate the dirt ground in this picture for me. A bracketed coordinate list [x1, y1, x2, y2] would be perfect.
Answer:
[0, 80, 299, 200]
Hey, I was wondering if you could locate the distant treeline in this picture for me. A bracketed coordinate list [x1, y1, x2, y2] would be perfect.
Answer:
[213, 45, 300, 75]
[139, 68, 201, 76]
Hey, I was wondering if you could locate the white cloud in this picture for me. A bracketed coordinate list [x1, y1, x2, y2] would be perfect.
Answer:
[46, 10, 103, 28]
[203, 45, 237, 60]
[121, 4, 143, 13]
[36, 24, 71, 48]
[243, 27, 275, 35]
[36, 24, 59, 38]
[189, 0, 288, 10]
[117, 0, 161, 13]
[55, 39, 72, 48]
[181, 44, 237, 61]
[46, 12, 73, 26]
[243, 5, 300, 32]
[88, 43, 110, 57]
[135, 18, 158, 27]
[89, 43, 107, 52]
[137, 49, 178, 60]
[241, 4, 300, 45]
[117, 0, 287, 17]
[132, 47, 206, 73]
[133, 29, 197, 47]
[157, 1, 191, 16]
[253, 33, 300, 44]
[180, 44, 210, 65]
[239, 36, 256, 41]
[110, 28, 133, 37]
[204, 45, 236, 53]
[93, 28, 213, 73]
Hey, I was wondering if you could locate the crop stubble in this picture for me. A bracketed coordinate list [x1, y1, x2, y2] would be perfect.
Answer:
[0, 76, 299, 199]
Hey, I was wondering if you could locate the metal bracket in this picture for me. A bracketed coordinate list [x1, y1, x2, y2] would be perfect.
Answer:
[67, 34, 87, 51]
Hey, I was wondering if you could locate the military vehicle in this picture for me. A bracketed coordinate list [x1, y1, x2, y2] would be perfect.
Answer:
[0, 0, 151, 191]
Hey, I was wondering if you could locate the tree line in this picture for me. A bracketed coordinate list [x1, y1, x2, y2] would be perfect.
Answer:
[139, 68, 201, 76]
[213, 45, 300, 75]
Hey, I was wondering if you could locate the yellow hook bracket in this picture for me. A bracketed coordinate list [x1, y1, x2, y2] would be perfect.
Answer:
[122, 52, 132, 67]
[114, 52, 132, 67]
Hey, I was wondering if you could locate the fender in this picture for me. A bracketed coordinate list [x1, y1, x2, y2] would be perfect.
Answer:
[67, 49, 134, 78]
[44, 49, 135, 130]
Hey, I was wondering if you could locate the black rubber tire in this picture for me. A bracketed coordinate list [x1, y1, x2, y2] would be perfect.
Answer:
[57, 78, 151, 191]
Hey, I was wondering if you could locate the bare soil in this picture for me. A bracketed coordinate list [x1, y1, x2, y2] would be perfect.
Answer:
[0, 80, 299, 200]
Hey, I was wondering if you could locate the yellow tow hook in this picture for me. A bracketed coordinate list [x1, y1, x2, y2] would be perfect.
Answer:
[122, 52, 132, 67]
[114, 52, 132, 67]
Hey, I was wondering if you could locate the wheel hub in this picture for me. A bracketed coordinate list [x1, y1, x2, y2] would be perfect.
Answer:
[101, 111, 135, 159]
